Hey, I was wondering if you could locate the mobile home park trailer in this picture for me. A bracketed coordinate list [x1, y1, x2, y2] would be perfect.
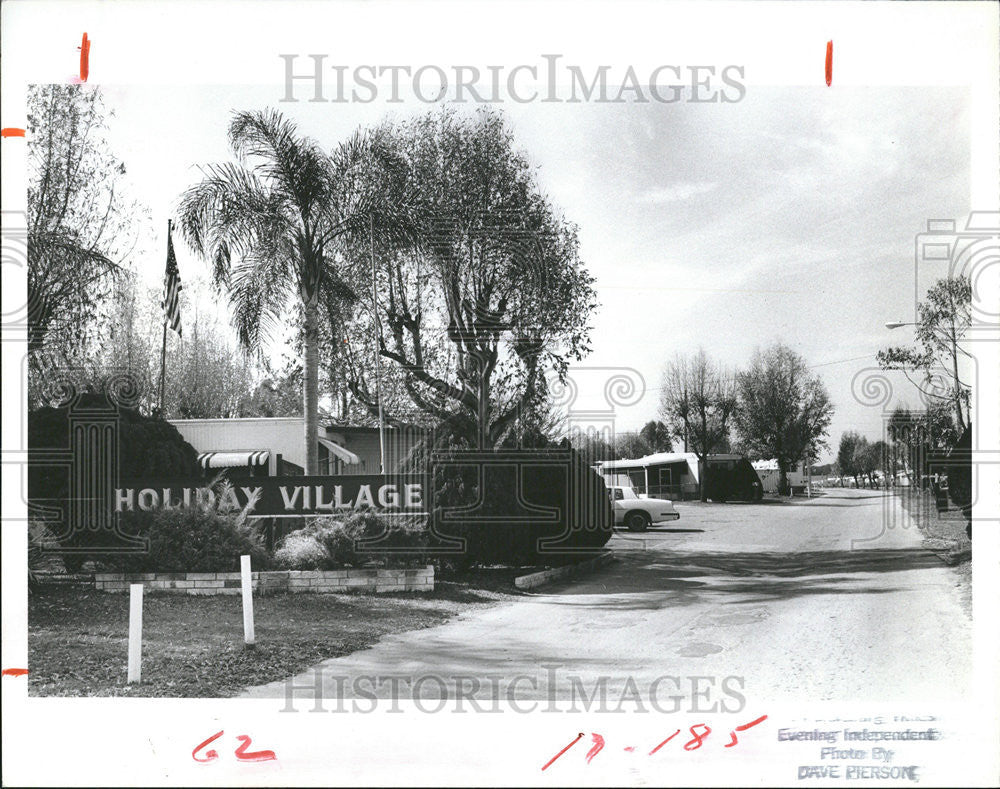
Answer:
[598, 452, 763, 501]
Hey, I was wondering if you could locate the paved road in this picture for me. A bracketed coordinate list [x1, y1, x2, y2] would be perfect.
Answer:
[242, 489, 971, 705]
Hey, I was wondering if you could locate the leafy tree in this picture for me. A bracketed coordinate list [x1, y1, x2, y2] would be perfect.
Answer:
[27, 85, 146, 405]
[639, 420, 673, 453]
[64, 272, 296, 419]
[851, 435, 884, 488]
[176, 109, 397, 473]
[734, 344, 834, 495]
[837, 431, 864, 487]
[887, 402, 960, 486]
[27, 270, 154, 411]
[346, 108, 598, 449]
[870, 440, 891, 487]
[878, 275, 971, 431]
[27, 85, 144, 353]
[243, 356, 303, 418]
[613, 431, 652, 460]
[328, 295, 433, 427]
[659, 349, 736, 500]
[568, 423, 670, 466]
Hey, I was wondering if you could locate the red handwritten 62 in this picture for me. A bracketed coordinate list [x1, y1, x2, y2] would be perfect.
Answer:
[193, 730, 276, 763]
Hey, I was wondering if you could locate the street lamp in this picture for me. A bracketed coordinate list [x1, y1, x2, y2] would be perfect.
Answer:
[884, 321, 912, 330]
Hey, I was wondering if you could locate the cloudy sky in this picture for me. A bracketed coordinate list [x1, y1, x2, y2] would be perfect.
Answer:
[101, 84, 970, 463]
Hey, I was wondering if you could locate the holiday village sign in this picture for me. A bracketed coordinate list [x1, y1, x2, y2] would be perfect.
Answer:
[114, 475, 429, 517]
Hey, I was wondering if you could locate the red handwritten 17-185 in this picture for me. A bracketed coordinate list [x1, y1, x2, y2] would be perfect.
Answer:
[542, 715, 768, 770]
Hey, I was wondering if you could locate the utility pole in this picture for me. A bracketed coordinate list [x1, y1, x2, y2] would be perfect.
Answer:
[371, 214, 387, 475]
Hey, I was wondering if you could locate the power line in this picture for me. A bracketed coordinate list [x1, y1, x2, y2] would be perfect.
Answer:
[808, 355, 875, 369]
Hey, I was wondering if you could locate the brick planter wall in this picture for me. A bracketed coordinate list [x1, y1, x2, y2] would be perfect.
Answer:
[94, 566, 434, 595]
[31, 572, 94, 586]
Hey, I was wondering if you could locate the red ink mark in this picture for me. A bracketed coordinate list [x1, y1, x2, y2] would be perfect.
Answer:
[624, 746, 636, 752]
[541, 732, 584, 771]
[1, 129, 26, 138]
[585, 733, 605, 764]
[649, 729, 681, 755]
[79, 33, 91, 82]
[234, 734, 277, 762]
[683, 724, 712, 751]
[2, 667, 29, 676]
[825, 40, 833, 86]
[737, 714, 768, 731]
[725, 714, 769, 748]
[192, 730, 224, 763]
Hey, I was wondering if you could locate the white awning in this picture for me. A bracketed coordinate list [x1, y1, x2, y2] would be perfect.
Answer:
[319, 437, 361, 465]
[198, 451, 270, 469]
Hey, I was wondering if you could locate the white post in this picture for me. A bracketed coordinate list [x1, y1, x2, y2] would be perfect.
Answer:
[127, 583, 143, 683]
[241, 554, 256, 646]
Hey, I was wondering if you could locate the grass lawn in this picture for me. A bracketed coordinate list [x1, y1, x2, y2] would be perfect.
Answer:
[29, 572, 522, 697]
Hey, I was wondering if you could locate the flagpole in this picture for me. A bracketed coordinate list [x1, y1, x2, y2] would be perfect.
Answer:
[157, 219, 171, 414]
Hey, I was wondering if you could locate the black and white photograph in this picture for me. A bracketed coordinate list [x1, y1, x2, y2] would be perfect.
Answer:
[2, 1, 998, 785]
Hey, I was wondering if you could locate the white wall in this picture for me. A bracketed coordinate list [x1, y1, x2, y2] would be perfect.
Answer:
[170, 417, 306, 474]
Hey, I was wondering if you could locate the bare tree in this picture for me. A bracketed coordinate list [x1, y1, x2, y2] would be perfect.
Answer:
[659, 349, 736, 501]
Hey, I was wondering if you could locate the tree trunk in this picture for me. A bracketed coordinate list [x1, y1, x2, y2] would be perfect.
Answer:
[477, 369, 489, 450]
[302, 296, 320, 475]
[778, 461, 789, 496]
[699, 456, 708, 502]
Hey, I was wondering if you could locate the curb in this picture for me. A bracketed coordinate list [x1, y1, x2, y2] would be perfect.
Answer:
[514, 550, 616, 590]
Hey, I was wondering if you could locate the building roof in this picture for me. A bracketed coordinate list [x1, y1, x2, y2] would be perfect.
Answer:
[171, 416, 304, 425]
[600, 452, 698, 470]
[325, 423, 430, 434]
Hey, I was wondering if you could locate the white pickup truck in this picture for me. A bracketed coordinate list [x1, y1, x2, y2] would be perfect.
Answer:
[608, 486, 680, 532]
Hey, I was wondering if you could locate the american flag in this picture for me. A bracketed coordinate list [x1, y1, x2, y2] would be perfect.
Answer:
[162, 223, 182, 336]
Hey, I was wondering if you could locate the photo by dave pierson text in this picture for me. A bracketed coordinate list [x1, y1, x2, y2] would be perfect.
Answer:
[779, 717, 944, 783]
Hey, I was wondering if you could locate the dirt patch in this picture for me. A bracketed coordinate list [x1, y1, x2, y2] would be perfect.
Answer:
[898, 489, 971, 619]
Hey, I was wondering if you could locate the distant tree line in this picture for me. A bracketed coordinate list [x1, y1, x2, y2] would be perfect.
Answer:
[569, 343, 834, 498]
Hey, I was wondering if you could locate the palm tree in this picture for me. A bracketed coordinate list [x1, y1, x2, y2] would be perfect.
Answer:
[176, 109, 402, 474]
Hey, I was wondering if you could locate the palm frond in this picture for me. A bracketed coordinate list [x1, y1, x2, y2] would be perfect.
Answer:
[176, 161, 291, 288]
[229, 109, 335, 220]
[227, 247, 294, 353]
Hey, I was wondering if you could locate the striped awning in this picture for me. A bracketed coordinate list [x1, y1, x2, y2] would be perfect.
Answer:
[198, 451, 270, 469]
[318, 437, 361, 465]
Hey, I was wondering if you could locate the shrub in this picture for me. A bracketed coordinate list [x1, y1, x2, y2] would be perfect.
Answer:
[28, 520, 62, 589]
[95, 479, 269, 573]
[273, 531, 330, 570]
[946, 424, 972, 531]
[28, 391, 201, 568]
[429, 444, 614, 568]
[28, 392, 199, 503]
[275, 512, 430, 570]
